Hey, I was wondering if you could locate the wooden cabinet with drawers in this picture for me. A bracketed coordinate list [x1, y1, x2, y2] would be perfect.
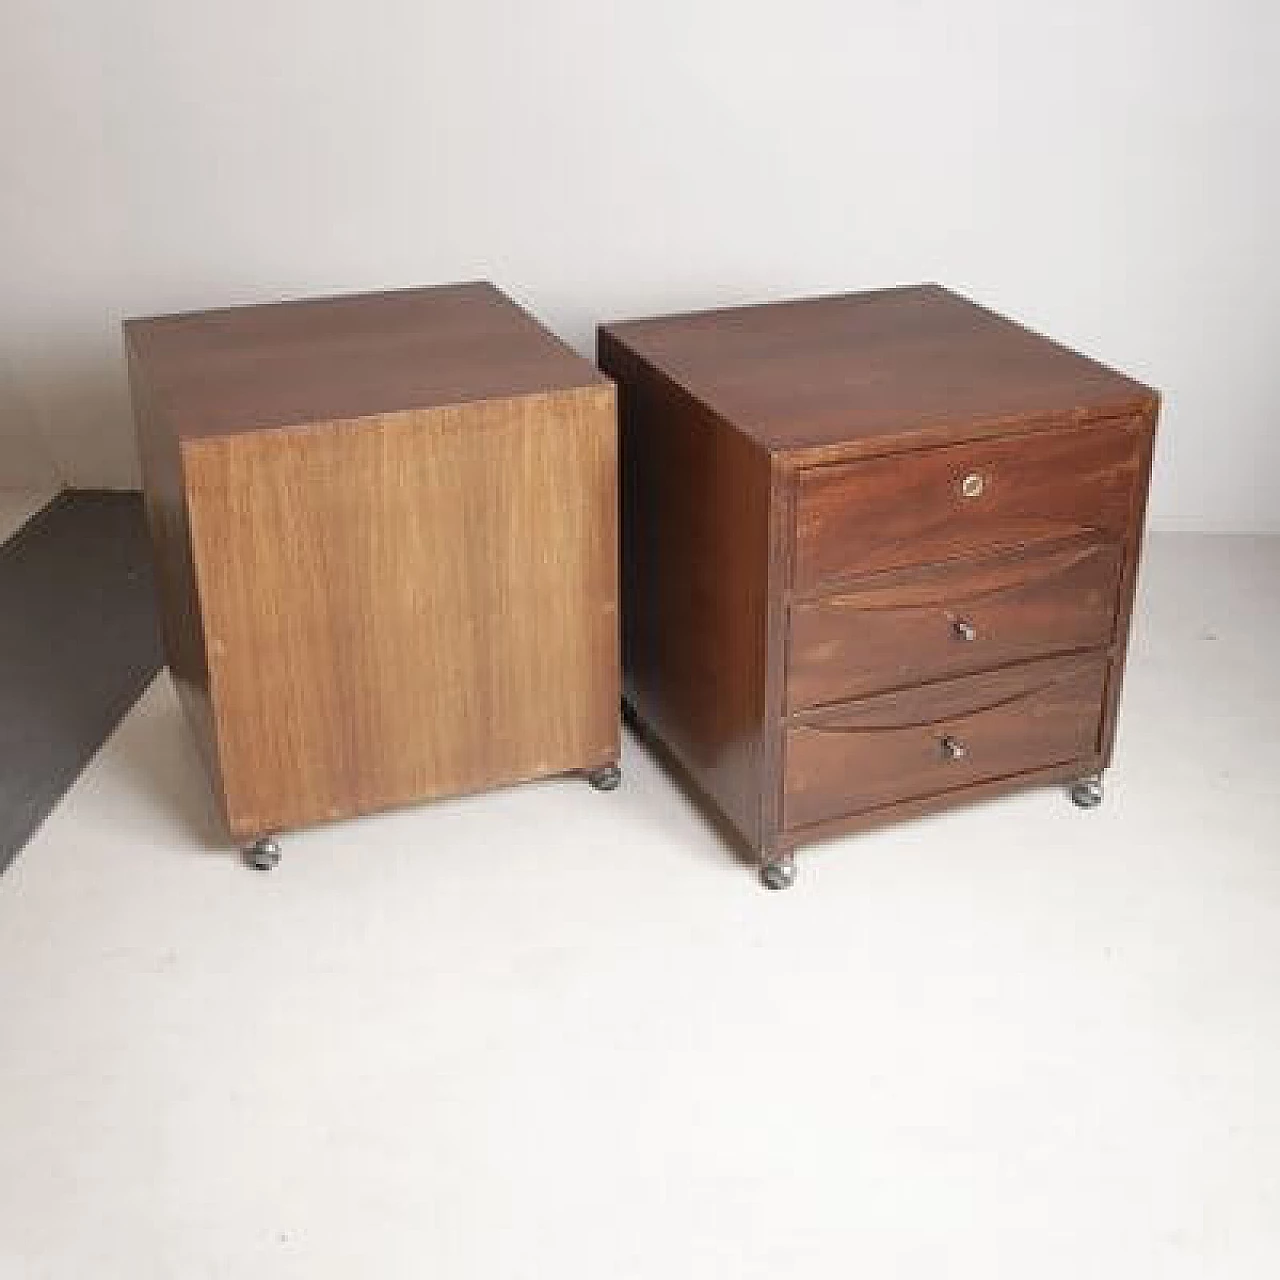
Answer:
[599, 285, 1158, 888]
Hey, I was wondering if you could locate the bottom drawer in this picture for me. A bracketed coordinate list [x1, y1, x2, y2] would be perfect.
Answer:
[783, 654, 1108, 831]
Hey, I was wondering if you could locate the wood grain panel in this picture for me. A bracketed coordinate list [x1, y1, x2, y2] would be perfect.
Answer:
[183, 386, 618, 838]
[1099, 408, 1159, 765]
[778, 757, 1102, 852]
[600, 331, 773, 850]
[127, 282, 609, 439]
[126, 340, 228, 813]
[793, 423, 1141, 590]
[601, 285, 1155, 457]
[786, 538, 1122, 708]
[783, 655, 1108, 830]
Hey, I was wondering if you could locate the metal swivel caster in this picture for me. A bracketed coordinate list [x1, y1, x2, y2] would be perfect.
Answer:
[1069, 777, 1104, 810]
[587, 763, 622, 792]
[760, 854, 797, 891]
[243, 836, 281, 871]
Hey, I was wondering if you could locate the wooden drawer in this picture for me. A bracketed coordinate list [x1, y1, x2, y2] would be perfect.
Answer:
[792, 423, 1141, 591]
[782, 654, 1107, 830]
[786, 538, 1122, 709]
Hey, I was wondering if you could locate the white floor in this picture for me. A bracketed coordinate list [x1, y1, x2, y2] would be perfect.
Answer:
[0, 487, 58, 543]
[1, 533, 1278, 1279]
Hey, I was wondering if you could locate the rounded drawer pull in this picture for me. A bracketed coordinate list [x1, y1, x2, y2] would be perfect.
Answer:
[959, 472, 985, 499]
[940, 735, 968, 762]
[952, 618, 978, 642]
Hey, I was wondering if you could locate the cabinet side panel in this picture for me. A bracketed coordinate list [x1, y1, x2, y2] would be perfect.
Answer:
[184, 387, 618, 838]
[601, 330, 771, 852]
[125, 338, 228, 817]
[1099, 399, 1159, 764]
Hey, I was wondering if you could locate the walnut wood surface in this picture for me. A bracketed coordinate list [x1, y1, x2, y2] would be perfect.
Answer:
[127, 285, 618, 841]
[184, 390, 617, 837]
[126, 281, 608, 439]
[792, 422, 1142, 590]
[599, 329, 773, 849]
[1098, 406, 1159, 766]
[783, 655, 1109, 830]
[601, 284, 1159, 869]
[601, 285, 1154, 457]
[127, 343, 227, 807]
[777, 757, 1102, 852]
[786, 538, 1123, 709]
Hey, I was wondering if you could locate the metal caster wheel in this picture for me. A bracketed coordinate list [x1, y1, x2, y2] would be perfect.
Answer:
[243, 837, 281, 871]
[587, 763, 622, 792]
[760, 855, 797, 891]
[1070, 777, 1104, 810]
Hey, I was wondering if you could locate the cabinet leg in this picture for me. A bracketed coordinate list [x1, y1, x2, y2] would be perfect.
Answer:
[760, 853, 797, 891]
[1069, 775, 1104, 809]
[243, 836, 282, 870]
[586, 763, 622, 792]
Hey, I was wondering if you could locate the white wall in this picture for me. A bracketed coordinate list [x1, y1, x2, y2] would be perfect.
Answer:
[0, 356, 60, 488]
[1, 0, 1276, 529]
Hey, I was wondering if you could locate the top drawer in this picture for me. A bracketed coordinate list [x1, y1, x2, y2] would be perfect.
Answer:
[792, 423, 1143, 591]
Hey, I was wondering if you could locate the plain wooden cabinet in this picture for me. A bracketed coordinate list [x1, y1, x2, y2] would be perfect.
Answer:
[599, 285, 1159, 888]
[126, 283, 620, 863]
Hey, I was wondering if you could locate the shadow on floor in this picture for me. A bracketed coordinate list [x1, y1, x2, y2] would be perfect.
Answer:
[0, 491, 163, 872]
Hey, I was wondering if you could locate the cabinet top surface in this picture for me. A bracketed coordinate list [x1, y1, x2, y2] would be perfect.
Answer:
[601, 285, 1156, 453]
[125, 281, 609, 438]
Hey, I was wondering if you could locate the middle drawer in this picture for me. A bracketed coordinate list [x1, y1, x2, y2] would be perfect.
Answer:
[786, 538, 1123, 709]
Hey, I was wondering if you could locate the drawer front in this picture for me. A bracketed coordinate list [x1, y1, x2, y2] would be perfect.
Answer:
[783, 654, 1107, 831]
[792, 424, 1141, 590]
[786, 539, 1122, 709]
